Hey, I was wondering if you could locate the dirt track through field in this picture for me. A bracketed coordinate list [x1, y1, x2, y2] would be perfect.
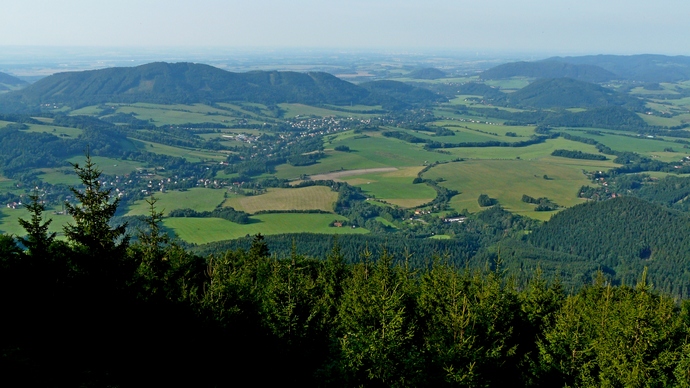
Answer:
[309, 168, 398, 181]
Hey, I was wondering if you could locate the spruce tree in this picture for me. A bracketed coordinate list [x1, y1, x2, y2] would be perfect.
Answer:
[63, 152, 128, 256]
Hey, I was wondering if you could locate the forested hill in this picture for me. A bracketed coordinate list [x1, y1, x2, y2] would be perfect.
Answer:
[546, 54, 690, 83]
[528, 196, 690, 295]
[507, 77, 644, 110]
[0, 62, 444, 110]
[480, 61, 615, 82]
[0, 71, 28, 91]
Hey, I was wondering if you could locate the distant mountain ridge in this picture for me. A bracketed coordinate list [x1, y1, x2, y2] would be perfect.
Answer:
[0, 62, 445, 111]
[0, 72, 28, 92]
[546, 54, 690, 82]
[481, 54, 690, 83]
[480, 61, 615, 82]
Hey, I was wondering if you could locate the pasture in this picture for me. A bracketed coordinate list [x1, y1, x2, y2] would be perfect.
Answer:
[276, 134, 454, 179]
[558, 129, 690, 160]
[114, 103, 238, 125]
[445, 137, 613, 161]
[129, 138, 227, 162]
[278, 103, 377, 119]
[423, 159, 594, 220]
[125, 188, 226, 216]
[342, 167, 436, 208]
[222, 186, 338, 213]
[66, 156, 145, 176]
[164, 213, 368, 244]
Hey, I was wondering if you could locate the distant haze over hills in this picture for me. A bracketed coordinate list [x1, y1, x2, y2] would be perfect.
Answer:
[0, 72, 28, 92]
[481, 54, 690, 83]
[480, 61, 615, 83]
[0, 62, 445, 112]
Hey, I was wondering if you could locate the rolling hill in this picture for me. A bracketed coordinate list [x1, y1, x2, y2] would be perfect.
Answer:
[0, 62, 444, 111]
[0, 72, 28, 92]
[480, 61, 616, 82]
[546, 54, 690, 82]
[507, 77, 644, 109]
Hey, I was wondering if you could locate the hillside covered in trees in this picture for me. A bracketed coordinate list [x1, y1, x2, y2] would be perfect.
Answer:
[4, 157, 690, 387]
[0, 62, 445, 111]
[480, 61, 616, 82]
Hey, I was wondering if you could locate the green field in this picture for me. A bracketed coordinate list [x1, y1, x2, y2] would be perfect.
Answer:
[125, 188, 227, 216]
[26, 123, 83, 138]
[342, 167, 436, 208]
[483, 78, 531, 91]
[446, 137, 614, 162]
[559, 129, 690, 161]
[66, 156, 146, 176]
[278, 103, 378, 119]
[423, 159, 595, 220]
[0, 207, 72, 237]
[164, 213, 368, 244]
[222, 186, 338, 213]
[35, 168, 82, 186]
[276, 134, 455, 179]
[129, 138, 227, 162]
[113, 103, 239, 125]
[638, 113, 684, 127]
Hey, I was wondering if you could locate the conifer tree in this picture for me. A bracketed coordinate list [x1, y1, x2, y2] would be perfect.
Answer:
[18, 192, 56, 258]
[63, 152, 128, 256]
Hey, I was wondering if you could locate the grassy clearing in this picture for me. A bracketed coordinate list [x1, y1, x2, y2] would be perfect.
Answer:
[35, 168, 81, 186]
[374, 216, 398, 228]
[114, 103, 238, 125]
[129, 139, 227, 162]
[559, 129, 690, 158]
[25, 123, 82, 138]
[125, 188, 227, 216]
[342, 168, 436, 208]
[638, 113, 683, 127]
[483, 78, 531, 91]
[222, 186, 338, 213]
[66, 156, 145, 176]
[69, 105, 103, 116]
[278, 104, 377, 119]
[276, 135, 454, 179]
[446, 137, 612, 161]
[423, 159, 594, 221]
[164, 213, 368, 244]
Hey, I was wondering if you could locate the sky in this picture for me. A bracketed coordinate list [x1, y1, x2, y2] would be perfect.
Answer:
[2, 0, 688, 56]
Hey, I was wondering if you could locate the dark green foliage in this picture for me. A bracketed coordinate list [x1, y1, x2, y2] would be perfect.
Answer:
[63, 153, 129, 258]
[334, 145, 350, 152]
[0, 62, 447, 112]
[551, 149, 608, 160]
[359, 80, 448, 109]
[168, 207, 251, 224]
[529, 196, 690, 297]
[506, 78, 644, 110]
[478, 193, 497, 207]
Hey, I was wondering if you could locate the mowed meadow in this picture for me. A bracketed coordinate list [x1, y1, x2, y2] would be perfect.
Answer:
[163, 213, 368, 244]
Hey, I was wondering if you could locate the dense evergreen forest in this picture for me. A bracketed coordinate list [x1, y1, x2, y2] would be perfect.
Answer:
[4, 156, 690, 387]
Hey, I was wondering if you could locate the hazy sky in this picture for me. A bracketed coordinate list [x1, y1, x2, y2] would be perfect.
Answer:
[2, 0, 688, 55]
